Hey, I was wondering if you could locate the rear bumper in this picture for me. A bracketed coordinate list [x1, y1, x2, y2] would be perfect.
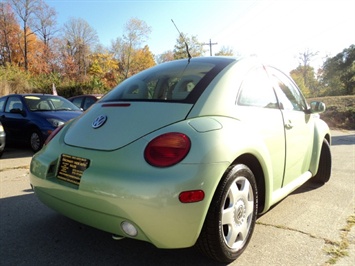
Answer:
[29, 149, 229, 248]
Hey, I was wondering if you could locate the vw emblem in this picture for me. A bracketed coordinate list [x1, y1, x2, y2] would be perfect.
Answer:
[92, 115, 107, 129]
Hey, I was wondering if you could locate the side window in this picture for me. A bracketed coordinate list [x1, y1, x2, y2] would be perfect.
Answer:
[270, 68, 307, 111]
[83, 97, 96, 110]
[0, 97, 6, 112]
[71, 97, 83, 109]
[237, 67, 278, 109]
[5, 96, 22, 113]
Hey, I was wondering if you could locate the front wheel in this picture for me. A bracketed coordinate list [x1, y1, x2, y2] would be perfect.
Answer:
[29, 129, 44, 153]
[196, 164, 258, 263]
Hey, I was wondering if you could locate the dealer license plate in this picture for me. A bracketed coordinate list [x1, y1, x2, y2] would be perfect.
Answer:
[57, 154, 90, 185]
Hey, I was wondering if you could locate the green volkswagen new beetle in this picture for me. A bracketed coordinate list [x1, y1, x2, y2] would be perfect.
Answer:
[30, 57, 331, 263]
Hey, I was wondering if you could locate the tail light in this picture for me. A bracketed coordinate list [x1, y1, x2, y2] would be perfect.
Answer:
[44, 124, 65, 145]
[144, 132, 191, 167]
[179, 190, 205, 203]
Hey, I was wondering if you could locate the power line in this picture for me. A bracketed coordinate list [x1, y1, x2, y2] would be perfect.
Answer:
[202, 39, 218, 56]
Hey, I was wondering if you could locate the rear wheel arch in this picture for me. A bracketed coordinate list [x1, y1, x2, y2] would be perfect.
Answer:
[196, 163, 258, 262]
[309, 125, 332, 176]
[311, 138, 331, 184]
[233, 154, 266, 214]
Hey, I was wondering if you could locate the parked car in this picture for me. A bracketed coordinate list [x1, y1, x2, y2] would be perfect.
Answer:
[29, 57, 331, 263]
[0, 94, 82, 152]
[0, 121, 5, 158]
[68, 94, 103, 111]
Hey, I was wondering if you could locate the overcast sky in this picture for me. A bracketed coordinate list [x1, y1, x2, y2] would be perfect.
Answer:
[47, 0, 355, 71]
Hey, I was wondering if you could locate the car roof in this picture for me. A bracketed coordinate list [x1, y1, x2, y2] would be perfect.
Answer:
[68, 94, 103, 99]
[2, 93, 62, 98]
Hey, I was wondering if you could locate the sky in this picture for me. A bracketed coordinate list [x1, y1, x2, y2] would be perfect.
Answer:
[46, 0, 355, 72]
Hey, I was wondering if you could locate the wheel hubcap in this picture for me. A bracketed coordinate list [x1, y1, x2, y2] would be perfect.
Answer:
[221, 176, 254, 249]
[234, 200, 246, 226]
[31, 133, 40, 151]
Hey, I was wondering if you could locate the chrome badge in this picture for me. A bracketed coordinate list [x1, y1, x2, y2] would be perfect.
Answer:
[92, 115, 107, 129]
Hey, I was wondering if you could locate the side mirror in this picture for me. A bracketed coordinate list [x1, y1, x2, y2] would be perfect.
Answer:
[309, 101, 326, 114]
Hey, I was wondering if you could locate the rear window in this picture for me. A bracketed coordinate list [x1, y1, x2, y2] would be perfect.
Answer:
[103, 58, 233, 103]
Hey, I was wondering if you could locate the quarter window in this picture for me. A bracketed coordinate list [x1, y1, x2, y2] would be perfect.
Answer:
[237, 67, 278, 109]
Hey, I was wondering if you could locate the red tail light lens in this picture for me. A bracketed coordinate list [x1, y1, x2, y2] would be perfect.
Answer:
[144, 133, 191, 167]
[44, 124, 64, 145]
[179, 190, 205, 203]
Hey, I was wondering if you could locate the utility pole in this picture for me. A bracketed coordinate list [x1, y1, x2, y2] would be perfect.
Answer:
[202, 39, 218, 56]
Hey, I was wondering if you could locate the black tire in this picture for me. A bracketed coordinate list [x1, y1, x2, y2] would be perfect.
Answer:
[29, 129, 44, 153]
[312, 139, 332, 184]
[196, 164, 258, 263]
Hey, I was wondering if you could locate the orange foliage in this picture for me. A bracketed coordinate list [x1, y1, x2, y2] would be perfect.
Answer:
[129, 45, 156, 76]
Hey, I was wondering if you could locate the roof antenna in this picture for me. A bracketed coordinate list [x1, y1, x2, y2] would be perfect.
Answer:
[171, 19, 191, 62]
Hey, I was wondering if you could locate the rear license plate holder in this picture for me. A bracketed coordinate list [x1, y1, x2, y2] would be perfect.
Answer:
[57, 154, 90, 185]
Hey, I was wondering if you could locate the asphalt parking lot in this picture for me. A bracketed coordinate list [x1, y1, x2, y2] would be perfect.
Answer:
[0, 130, 354, 266]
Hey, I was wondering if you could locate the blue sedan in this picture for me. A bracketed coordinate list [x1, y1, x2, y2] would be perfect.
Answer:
[0, 94, 82, 152]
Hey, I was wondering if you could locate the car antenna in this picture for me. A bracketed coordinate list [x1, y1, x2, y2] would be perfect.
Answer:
[171, 19, 191, 62]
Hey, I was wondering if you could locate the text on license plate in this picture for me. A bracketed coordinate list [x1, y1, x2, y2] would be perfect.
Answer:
[57, 154, 90, 185]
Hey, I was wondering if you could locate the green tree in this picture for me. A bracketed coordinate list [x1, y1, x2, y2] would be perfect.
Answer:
[173, 33, 203, 60]
[321, 44, 355, 95]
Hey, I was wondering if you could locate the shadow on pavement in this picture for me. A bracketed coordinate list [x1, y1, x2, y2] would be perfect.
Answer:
[0, 193, 223, 266]
[1, 144, 34, 159]
[331, 134, 355, 146]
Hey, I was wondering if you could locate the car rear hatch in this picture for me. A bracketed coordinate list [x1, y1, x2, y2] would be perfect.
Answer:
[64, 102, 193, 151]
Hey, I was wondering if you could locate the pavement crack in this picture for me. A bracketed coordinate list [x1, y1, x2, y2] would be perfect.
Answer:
[0, 165, 30, 173]
[256, 221, 334, 243]
[257, 213, 355, 265]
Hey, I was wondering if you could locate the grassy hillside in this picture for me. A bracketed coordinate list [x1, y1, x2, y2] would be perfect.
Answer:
[307, 95, 355, 130]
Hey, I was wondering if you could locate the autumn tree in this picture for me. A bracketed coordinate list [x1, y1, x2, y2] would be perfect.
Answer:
[32, 1, 57, 72]
[156, 50, 174, 64]
[111, 17, 152, 80]
[129, 45, 155, 76]
[8, 0, 42, 71]
[173, 33, 204, 60]
[290, 67, 311, 97]
[62, 17, 99, 82]
[215, 46, 234, 56]
[0, 2, 20, 65]
[88, 52, 119, 89]
[297, 49, 319, 95]
[32, 2, 56, 46]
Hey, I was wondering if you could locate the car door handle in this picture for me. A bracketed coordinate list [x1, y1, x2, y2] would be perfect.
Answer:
[285, 120, 293, 129]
